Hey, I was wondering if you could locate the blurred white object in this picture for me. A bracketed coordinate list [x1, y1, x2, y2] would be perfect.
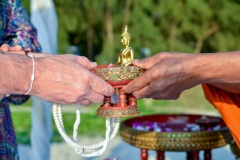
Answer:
[31, 0, 58, 53]
[186, 124, 200, 131]
[30, 0, 58, 159]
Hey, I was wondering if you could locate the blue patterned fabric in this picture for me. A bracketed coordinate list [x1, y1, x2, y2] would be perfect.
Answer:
[0, 0, 41, 159]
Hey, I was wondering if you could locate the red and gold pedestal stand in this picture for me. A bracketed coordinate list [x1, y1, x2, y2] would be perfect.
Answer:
[92, 64, 144, 118]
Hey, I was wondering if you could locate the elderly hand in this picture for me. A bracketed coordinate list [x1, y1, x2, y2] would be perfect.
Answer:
[0, 44, 115, 105]
[123, 52, 201, 100]
[30, 54, 115, 105]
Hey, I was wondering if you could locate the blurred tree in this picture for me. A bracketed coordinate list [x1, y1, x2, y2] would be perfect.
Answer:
[155, 0, 240, 53]
[21, 0, 240, 63]
[53, 0, 104, 60]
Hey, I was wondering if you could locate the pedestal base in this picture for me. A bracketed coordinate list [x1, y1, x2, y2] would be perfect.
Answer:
[97, 88, 140, 118]
[97, 106, 140, 118]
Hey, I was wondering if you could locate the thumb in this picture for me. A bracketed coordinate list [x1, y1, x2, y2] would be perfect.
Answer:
[90, 74, 115, 97]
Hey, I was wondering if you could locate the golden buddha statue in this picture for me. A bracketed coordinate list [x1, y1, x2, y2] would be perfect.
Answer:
[117, 26, 134, 66]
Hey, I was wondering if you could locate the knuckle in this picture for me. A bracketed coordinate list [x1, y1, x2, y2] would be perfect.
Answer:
[70, 95, 81, 104]
[150, 70, 160, 81]
[103, 85, 115, 96]
[133, 82, 142, 89]
[79, 100, 91, 106]
[82, 75, 91, 84]
[79, 56, 89, 63]
[101, 86, 110, 95]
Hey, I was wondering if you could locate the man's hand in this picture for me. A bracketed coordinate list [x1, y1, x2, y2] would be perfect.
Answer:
[1, 44, 115, 105]
[123, 52, 200, 100]
[30, 54, 115, 105]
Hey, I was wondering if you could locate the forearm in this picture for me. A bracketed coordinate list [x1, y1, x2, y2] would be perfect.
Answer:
[188, 51, 240, 93]
[0, 53, 32, 95]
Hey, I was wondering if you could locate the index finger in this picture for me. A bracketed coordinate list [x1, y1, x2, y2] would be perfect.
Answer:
[74, 56, 97, 70]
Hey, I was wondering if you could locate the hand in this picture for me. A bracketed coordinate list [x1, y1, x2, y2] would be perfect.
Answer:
[0, 44, 29, 54]
[123, 52, 200, 100]
[31, 55, 115, 105]
[0, 44, 54, 58]
[1, 44, 115, 105]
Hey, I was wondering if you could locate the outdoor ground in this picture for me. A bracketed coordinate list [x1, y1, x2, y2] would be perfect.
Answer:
[18, 137, 235, 160]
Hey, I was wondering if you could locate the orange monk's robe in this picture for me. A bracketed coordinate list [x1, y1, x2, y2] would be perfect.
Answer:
[202, 84, 240, 148]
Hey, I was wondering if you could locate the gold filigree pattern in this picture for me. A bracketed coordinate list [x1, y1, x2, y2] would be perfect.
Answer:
[97, 107, 140, 118]
[93, 66, 144, 82]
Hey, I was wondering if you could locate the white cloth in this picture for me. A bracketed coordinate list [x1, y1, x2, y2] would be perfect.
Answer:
[30, 0, 58, 53]
[30, 98, 53, 160]
[30, 0, 58, 160]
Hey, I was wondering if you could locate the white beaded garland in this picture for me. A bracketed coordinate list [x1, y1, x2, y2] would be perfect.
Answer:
[52, 103, 120, 157]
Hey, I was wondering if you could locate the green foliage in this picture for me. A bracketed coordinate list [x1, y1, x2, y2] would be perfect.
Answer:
[21, 0, 240, 61]
[20, 0, 30, 14]
[12, 112, 31, 144]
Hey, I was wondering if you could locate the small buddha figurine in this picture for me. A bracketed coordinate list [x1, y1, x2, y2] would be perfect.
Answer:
[117, 26, 134, 66]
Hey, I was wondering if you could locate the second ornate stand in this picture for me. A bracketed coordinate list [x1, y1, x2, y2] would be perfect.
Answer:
[120, 114, 233, 160]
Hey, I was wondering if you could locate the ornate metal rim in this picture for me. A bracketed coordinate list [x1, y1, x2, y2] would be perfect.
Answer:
[97, 106, 140, 118]
[92, 65, 145, 82]
[120, 114, 233, 151]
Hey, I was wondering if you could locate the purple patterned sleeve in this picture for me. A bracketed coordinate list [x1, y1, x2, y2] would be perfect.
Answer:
[2, 0, 41, 52]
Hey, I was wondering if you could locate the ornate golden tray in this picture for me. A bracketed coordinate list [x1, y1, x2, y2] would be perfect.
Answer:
[120, 114, 233, 151]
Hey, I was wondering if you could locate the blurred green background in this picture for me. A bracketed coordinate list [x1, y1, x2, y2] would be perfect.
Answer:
[12, 0, 240, 144]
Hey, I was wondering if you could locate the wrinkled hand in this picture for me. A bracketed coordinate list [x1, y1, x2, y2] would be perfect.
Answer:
[31, 55, 115, 105]
[123, 52, 199, 100]
[1, 44, 115, 105]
